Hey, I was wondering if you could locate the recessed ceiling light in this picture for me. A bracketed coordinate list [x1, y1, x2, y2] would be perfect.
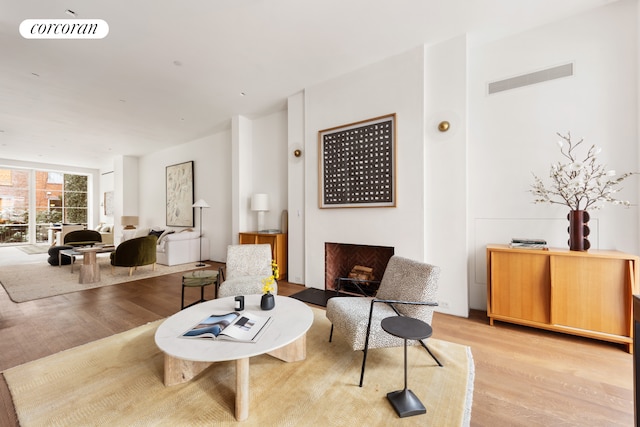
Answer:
[65, 9, 77, 18]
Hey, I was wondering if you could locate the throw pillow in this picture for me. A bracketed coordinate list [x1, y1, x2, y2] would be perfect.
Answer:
[158, 229, 175, 244]
[149, 229, 164, 238]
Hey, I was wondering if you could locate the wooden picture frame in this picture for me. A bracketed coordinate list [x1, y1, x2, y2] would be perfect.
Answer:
[166, 161, 194, 227]
[318, 113, 396, 208]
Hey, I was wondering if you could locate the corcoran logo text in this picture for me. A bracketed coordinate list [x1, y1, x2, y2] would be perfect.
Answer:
[20, 19, 109, 39]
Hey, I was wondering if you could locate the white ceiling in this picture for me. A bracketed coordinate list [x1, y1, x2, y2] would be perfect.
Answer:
[0, 0, 617, 170]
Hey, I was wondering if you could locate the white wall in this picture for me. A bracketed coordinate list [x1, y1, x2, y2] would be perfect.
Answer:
[287, 91, 305, 284]
[302, 46, 473, 316]
[231, 116, 252, 240]
[251, 110, 288, 232]
[424, 36, 469, 316]
[138, 130, 231, 262]
[129, 0, 638, 319]
[99, 169, 114, 225]
[468, 0, 639, 309]
[137, 110, 288, 263]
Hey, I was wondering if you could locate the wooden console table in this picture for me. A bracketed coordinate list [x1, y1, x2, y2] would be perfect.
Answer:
[486, 244, 639, 352]
[239, 232, 287, 279]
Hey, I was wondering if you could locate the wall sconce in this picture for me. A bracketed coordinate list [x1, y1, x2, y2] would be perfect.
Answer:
[289, 143, 303, 162]
[438, 121, 450, 132]
[251, 193, 269, 232]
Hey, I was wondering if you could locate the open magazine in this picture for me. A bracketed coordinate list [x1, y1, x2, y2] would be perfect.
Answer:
[180, 311, 272, 343]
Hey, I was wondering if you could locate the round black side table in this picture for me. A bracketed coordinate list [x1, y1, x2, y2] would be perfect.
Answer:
[381, 315, 433, 418]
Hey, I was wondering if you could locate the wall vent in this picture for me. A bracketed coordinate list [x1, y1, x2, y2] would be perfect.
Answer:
[488, 63, 573, 95]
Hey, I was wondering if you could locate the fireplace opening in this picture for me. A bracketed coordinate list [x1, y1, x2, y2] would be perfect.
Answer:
[325, 242, 394, 296]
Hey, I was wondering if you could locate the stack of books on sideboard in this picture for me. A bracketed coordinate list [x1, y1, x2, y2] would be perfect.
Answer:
[508, 238, 548, 250]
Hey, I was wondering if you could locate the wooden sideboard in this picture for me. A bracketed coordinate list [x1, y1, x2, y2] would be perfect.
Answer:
[486, 244, 639, 352]
[239, 232, 287, 280]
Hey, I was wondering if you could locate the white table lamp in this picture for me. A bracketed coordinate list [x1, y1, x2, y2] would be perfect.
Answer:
[251, 194, 269, 232]
[120, 216, 139, 241]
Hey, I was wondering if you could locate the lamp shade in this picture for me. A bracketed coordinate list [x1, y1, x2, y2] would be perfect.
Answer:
[192, 199, 210, 208]
[121, 216, 138, 230]
[251, 193, 269, 211]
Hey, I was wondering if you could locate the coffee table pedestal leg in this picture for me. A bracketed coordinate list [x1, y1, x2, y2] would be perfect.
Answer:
[162, 354, 250, 421]
[163, 354, 213, 386]
[236, 358, 249, 421]
[80, 251, 99, 284]
[267, 333, 306, 362]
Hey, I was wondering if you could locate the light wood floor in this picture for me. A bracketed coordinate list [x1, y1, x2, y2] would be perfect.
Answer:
[0, 263, 634, 426]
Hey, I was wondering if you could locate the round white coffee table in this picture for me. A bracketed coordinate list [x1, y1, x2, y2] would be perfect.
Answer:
[154, 295, 313, 421]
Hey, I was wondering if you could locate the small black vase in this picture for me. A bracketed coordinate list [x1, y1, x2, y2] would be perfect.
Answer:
[260, 293, 275, 310]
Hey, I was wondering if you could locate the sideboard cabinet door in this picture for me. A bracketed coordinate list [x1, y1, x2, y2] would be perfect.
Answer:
[550, 255, 629, 337]
[489, 251, 550, 324]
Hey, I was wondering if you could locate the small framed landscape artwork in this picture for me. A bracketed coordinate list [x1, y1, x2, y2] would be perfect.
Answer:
[166, 161, 194, 227]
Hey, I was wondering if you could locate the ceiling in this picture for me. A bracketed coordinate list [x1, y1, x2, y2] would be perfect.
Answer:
[0, 0, 617, 170]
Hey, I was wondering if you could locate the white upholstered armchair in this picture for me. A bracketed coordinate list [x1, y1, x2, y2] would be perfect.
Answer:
[326, 255, 442, 387]
[217, 244, 277, 298]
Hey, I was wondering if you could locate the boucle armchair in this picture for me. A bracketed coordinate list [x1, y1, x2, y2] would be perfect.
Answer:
[217, 244, 276, 298]
[326, 255, 442, 387]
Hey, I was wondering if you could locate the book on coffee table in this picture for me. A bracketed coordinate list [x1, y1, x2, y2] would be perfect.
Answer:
[180, 311, 272, 343]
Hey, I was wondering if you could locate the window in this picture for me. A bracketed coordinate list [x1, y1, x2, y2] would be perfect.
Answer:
[0, 168, 90, 244]
[0, 168, 29, 243]
[62, 174, 88, 224]
[0, 169, 11, 186]
[47, 172, 63, 184]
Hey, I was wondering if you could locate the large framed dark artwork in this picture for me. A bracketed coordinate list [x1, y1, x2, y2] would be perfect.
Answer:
[166, 160, 194, 227]
[318, 113, 396, 208]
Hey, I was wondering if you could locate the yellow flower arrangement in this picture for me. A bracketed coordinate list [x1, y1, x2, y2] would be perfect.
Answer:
[261, 260, 279, 294]
[262, 275, 275, 294]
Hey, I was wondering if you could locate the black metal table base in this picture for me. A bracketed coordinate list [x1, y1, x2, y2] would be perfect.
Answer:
[387, 389, 427, 418]
[381, 316, 432, 418]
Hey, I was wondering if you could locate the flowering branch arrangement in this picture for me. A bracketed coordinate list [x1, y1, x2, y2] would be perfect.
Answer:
[262, 275, 275, 294]
[261, 260, 279, 294]
[530, 132, 635, 211]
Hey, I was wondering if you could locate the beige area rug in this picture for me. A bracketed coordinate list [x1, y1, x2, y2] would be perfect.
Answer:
[4, 308, 474, 426]
[0, 254, 208, 303]
[16, 244, 51, 255]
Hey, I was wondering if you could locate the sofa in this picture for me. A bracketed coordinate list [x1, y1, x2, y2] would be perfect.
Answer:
[95, 223, 114, 244]
[54, 224, 84, 246]
[155, 229, 210, 266]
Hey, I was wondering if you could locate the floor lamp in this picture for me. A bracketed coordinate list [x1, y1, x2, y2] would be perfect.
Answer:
[192, 199, 210, 267]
